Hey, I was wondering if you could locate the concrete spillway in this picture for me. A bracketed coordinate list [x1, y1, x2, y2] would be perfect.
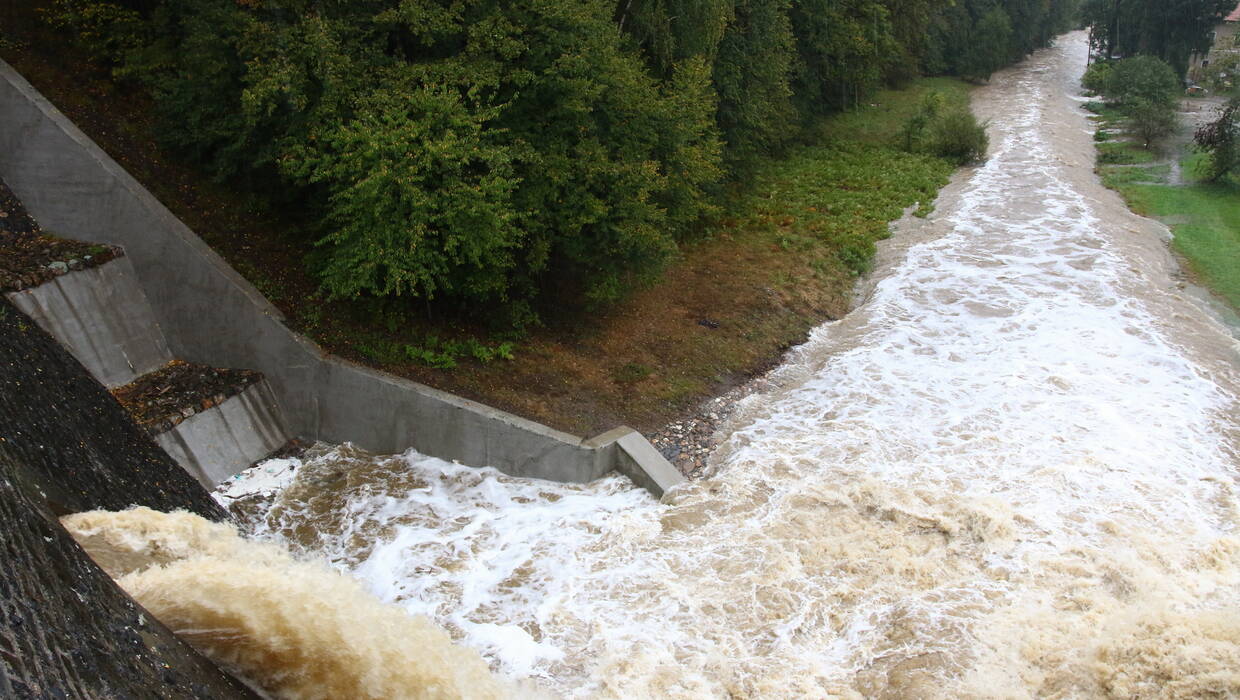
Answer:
[0, 298, 255, 697]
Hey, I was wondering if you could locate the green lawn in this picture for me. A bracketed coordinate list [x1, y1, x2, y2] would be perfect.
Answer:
[1117, 161, 1240, 310]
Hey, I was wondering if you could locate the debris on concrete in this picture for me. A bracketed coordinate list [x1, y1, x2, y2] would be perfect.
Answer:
[0, 178, 122, 292]
[112, 360, 262, 435]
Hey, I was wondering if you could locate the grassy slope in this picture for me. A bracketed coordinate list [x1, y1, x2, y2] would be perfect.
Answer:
[1122, 169, 1240, 309]
[1091, 103, 1240, 312]
[0, 18, 968, 435]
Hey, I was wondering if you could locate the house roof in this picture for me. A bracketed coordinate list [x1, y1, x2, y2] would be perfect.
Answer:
[1228, 2, 1240, 22]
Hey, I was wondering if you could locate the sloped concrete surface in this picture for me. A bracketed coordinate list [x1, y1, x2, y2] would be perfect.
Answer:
[5, 256, 172, 387]
[0, 58, 676, 493]
[0, 299, 257, 698]
[155, 380, 291, 487]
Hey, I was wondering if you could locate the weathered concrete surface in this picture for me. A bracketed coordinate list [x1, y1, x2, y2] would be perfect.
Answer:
[5, 255, 173, 387]
[614, 431, 687, 498]
[0, 58, 678, 494]
[0, 298, 255, 698]
[156, 379, 291, 487]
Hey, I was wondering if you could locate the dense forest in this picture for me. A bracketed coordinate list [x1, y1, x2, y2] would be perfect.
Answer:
[1081, 0, 1236, 76]
[42, 0, 1083, 325]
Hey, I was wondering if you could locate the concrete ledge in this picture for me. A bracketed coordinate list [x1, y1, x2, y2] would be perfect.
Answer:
[154, 380, 291, 487]
[4, 256, 173, 387]
[0, 59, 671, 492]
[587, 427, 687, 498]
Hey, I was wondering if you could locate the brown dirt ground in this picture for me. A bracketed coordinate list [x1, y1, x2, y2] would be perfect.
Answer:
[1, 12, 850, 438]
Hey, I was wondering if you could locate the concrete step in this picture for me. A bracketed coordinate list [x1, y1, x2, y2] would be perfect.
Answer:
[4, 249, 174, 388]
[112, 361, 291, 488]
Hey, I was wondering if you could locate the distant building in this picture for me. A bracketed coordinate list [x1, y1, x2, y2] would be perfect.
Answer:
[1187, 2, 1240, 85]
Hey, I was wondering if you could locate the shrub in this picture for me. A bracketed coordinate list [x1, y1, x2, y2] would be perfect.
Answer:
[1082, 61, 1113, 95]
[1194, 97, 1240, 182]
[929, 108, 990, 165]
[897, 91, 945, 152]
[38, 0, 146, 70]
[1103, 56, 1180, 108]
[1128, 97, 1178, 148]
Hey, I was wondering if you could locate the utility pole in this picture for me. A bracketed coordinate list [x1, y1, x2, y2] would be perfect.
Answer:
[1107, 0, 1122, 60]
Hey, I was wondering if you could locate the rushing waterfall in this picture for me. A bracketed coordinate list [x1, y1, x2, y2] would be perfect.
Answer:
[78, 31, 1239, 698]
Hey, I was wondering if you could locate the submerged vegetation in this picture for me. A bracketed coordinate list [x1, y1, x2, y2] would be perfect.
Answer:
[1082, 56, 1181, 148]
[1101, 147, 1240, 312]
[1086, 79, 1240, 313]
[1079, 2, 1240, 314]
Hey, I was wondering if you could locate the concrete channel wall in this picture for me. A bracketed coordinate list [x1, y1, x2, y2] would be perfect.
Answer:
[5, 256, 173, 387]
[0, 60, 685, 497]
[155, 380, 291, 487]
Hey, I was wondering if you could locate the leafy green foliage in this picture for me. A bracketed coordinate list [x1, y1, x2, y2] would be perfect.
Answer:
[1082, 61, 1113, 94]
[898, 91, 946, 152]
[1194, 97, 1240, 182]
[38, 0, 1077, 326]
[358, 335, 515, 369]
[929, 108, 991, 164]
[38, 0, 146, 70]
[123, 0, 727, 316]
[790, 0, 895, 117]
[284, 86, 520, 302]
[1101, 56, 1180, 107]
[1127, 97, 1179, 147]
[922, 0, 1077, 81]
[1088, 56, 1180, 148]
[898, 91, 989, 165]
[713, 0, 796, 166]
[740, 134, 955, 277]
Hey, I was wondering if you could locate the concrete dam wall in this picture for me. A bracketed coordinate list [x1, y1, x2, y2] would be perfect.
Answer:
[0, 298, 254, 697]
[0, 58, 682, 496]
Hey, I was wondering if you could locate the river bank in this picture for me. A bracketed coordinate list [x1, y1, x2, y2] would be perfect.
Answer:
[0, 13, 966, 440]
[226, 31, 1240, 696]
[1089, 92, 1240, 321]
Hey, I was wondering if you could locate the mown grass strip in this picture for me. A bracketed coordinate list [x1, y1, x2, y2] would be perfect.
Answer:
[1116, 161, 1240, 310]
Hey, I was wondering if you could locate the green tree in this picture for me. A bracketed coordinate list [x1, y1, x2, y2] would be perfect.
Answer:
[1194, 96, 1240, 181]
[790, 0, 896, 118]
[1102, 55, 1180, 106]
[282, 85, 521, 302]
[713, 0, 797, 166]
[1127, 97, 1179, 147]
[130, 0, 725, 316]
[961, 6, 1014, 81]
[1083, 0, 1234, 76]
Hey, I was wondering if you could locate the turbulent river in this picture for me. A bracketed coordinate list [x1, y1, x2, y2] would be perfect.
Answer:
[69, 32, 1240, 698]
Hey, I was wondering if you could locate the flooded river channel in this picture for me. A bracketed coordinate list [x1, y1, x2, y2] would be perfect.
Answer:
[86, 31, 1240, 698]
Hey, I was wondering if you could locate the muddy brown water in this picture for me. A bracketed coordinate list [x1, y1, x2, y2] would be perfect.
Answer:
[69, 32, 1240, 699]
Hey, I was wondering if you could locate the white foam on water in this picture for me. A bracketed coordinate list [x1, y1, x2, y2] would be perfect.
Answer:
[236, 32, 1240, 698]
